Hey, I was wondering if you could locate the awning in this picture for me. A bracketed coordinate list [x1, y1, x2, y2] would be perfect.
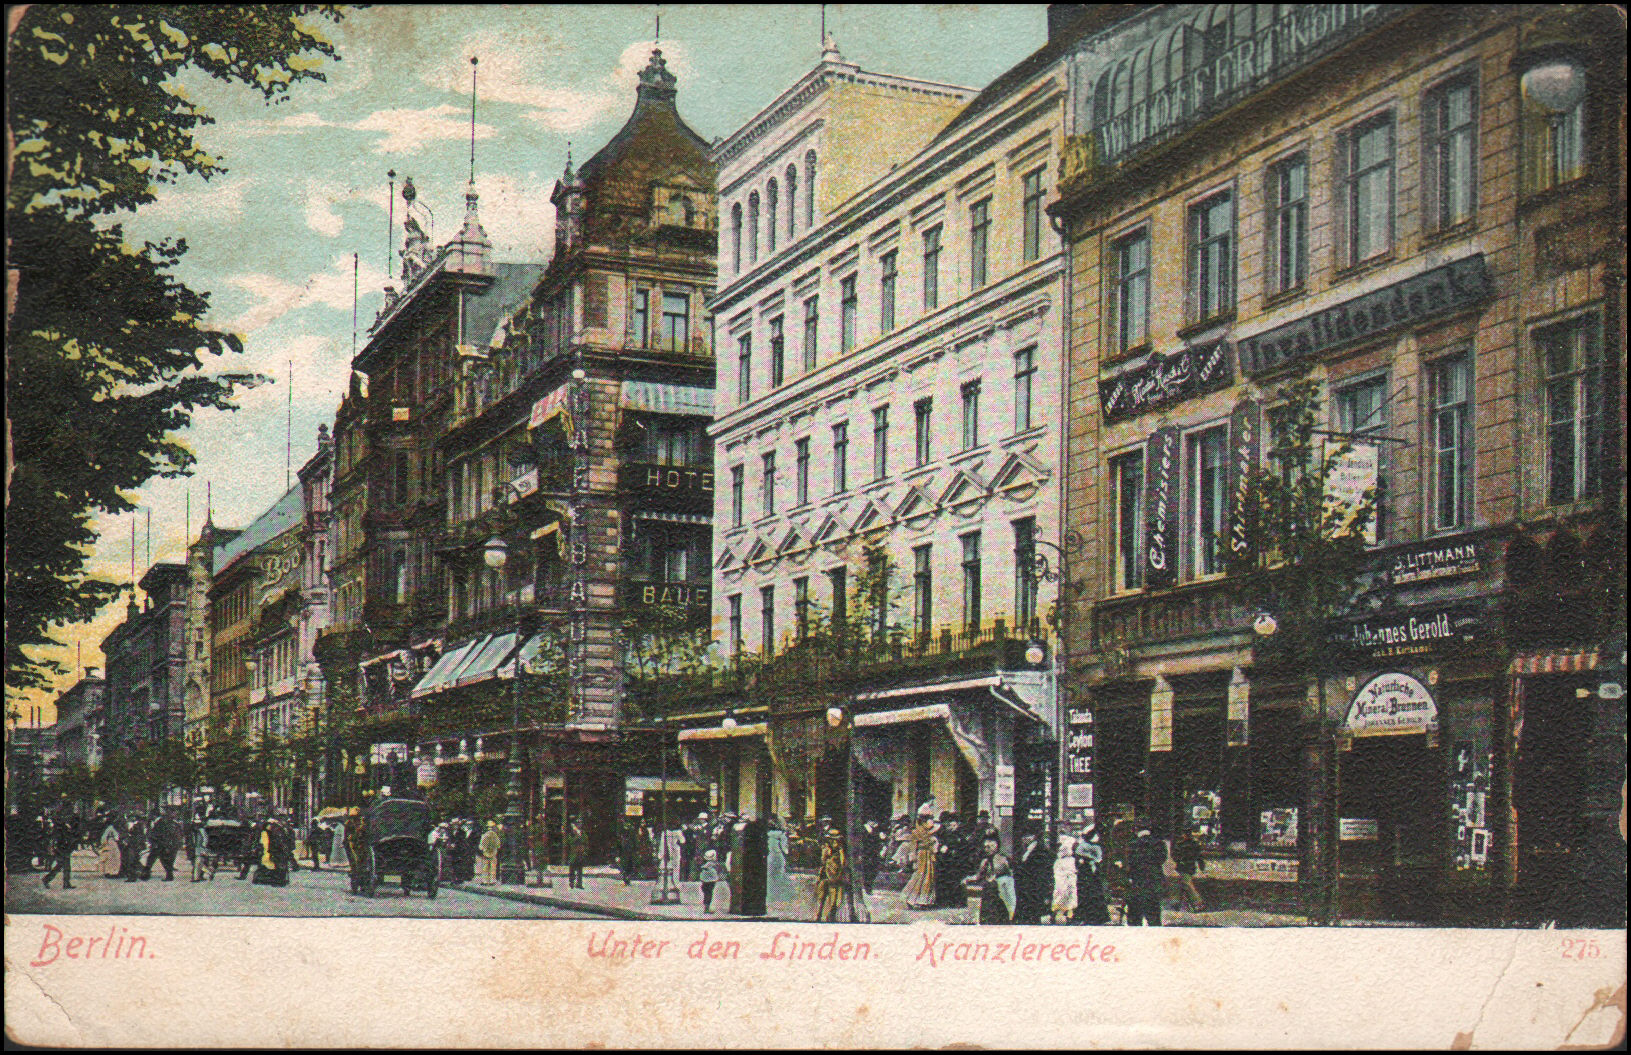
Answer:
[504, 632, 551, 679]
[1510, 650, 1599, 675]
[677, 722, 767, 741]
[529, 389, 569, 429]
[624, 775, 706, 792]
[531, 522, 561, 540]
[633, 510, 711, 525]
[620, 381, 712, 416]
[454, 631, 520, 686]
[410, 639, 483, 697]
[853, 703, 950, 727]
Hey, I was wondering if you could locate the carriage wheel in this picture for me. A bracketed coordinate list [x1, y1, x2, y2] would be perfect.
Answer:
[361, 849, 377, 898]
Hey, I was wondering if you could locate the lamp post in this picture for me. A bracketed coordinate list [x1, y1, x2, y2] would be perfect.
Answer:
[484, 535, 532, 886]
[1025, 530, 1083, 848]
[646, 717, 681, 905]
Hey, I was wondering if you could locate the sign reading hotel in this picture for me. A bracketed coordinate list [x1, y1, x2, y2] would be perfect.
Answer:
[1098, 340, 1232, 423]
[1382, 535, 1485, 585]
[1345, 672, 1438, 736]
[1239, 255, 1494, 375]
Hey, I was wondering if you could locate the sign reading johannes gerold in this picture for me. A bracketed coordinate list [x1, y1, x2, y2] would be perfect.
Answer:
[1239, 255, 1494, 375]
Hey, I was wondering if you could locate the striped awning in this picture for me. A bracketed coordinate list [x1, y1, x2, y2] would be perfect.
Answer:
[853, 703, 950, 727]
[529, 389, 568, 428]
[1510, 650, 1599, 675]
[620, 381, 712, 416]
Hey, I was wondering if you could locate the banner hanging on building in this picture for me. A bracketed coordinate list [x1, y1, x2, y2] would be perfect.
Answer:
[1143, 426, 1180, 589]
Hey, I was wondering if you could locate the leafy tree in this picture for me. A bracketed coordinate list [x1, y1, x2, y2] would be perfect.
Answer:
[1224, 376, 1377, 924]
[5, 5, 351, 694]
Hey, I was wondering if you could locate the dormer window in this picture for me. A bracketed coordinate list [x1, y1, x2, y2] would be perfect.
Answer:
[669, 195, 694, 227]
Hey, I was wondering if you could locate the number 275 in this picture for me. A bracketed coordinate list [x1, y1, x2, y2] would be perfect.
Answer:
[1561, 939, 1601, 960]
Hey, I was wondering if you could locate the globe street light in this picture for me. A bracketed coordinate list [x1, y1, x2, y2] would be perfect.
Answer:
[484, 534, 531, 885]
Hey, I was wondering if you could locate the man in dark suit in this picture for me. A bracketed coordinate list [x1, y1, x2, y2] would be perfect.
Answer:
[1012, 827, 1052, 924]
[1125, 826, 1167, 926]
[738, 815, 768, 916]
[41, 815, 79, 889]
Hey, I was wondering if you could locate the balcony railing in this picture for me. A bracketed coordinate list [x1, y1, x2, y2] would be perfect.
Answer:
[622, 330, 712, 358]
[1091, 578, 1251, 651]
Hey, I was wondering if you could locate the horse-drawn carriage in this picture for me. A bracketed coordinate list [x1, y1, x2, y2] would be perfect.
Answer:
[350, 797, 439, 899]
[196, 819, 259, 880]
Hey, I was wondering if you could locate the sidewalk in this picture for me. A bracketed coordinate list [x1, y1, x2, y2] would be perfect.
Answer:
[453, 866, 1313, 926]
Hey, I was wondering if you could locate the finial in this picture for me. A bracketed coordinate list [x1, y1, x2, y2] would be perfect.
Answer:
[655, 6, 661, 44]
[469, 56, 479, 189]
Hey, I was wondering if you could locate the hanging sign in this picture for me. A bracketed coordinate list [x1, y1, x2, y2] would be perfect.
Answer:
[1227, 399, 1261, 561]
[1381, 535, 1485, 585]
[1324, 442, 1378, 545]
[1098, 339, 1233, 423]
[1345, 672, 1438, 736]
[1143, 427, 1180, 589]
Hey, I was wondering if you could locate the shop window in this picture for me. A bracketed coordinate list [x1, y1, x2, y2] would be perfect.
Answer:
[1172, 704, 1225, 846]
[1424, 76, 1478, 230]
[1539, 314, 1604, 505]
[1250, 705, 1302, 849]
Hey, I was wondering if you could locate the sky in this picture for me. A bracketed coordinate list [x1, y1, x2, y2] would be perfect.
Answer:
[16, 4, 1049, 722]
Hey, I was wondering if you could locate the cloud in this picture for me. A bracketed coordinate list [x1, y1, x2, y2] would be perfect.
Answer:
[220, 254, 390, 336]
[468, 170, 556, 261]
[352, 103, 498, 154]
[139, 176, 256, 225]
[237, 111, 333, 136]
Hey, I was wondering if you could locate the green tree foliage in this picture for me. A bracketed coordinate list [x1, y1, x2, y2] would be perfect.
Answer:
[1223, 377, 1377, 672]
[5, 6, 351, 693]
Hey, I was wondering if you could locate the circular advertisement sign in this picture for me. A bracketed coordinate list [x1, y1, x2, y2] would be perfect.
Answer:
[1345, 671, 1438, 736]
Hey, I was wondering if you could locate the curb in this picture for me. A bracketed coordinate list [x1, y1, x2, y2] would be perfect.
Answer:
[452, 882, 798, 923]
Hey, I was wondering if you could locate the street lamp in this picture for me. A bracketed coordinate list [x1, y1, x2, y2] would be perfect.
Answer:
[484, 535, 536, 886]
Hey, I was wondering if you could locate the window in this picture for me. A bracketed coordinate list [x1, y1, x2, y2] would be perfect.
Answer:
[795, 437, 810, 506]
[802, 297, 819, 370]
[747, 192, 760, 264]
[759, 585, 775, 657]
[1425, 78, 1477, 229]
[736, 333, 751, 402]
[970, 199, 990, 289]
[769, 316, 785, 388]
[913, 544, 933, 640]
[631, 288, 650, 347]
[1343, 113, 1394, 266]
[1110, 449, 1145, 591]
[914, 398, 933, 466]
[1022, 168, 1045, 262]
[1336, 374, 1389, 540]
[761, 451, 777, 516]
[960, 380, 981, 450]
[766, 179, 779, 254]
[1013, 347, 1036, 432]
[661, 292, 688, 352]
[728, 594, 743, 656]
[871, 406, 889, 481]
[1522, 79, 1586, 194]
[1013, 517, 1037, 630]
[1428, 354, 1472, 532]
[1190, 190, 1234, 321]
[1188, 427, 1228, 577]
[832, 422, 849, 493]
[961, 532, 982, 627]
[785, 164, 798, 240]
[731, 204, 742, 272]
[1110, 228, 1150, 352]
[879, 251, 897, 333]
[1267, 155, 1308, 295]
[922, 226, 942, 311]
[804, 151, 817, 228]
[840, 275, 857, 354]
[730, 466, 744, 527]
[828, 567, 848, 637]
[394, 451, 411, 506]
[1540, 316, 1604, 505]
[794, 576, 809, 639]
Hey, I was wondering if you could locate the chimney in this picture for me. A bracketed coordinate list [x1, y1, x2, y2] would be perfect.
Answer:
[1048, 4, 1089, 41]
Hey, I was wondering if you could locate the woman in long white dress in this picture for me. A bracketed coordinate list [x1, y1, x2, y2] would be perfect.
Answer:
[765, 815, 794, 904]
[99, 821, 122, 878]
[660, 824, 686, 892]
[329, 820, 350, 869]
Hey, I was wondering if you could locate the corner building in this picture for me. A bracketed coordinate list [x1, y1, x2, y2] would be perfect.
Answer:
[667, 12, 1113, 850]
[1054, 5, 1625, 923]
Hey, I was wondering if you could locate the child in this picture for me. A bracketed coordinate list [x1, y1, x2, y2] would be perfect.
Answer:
[699, 849, 722, 913]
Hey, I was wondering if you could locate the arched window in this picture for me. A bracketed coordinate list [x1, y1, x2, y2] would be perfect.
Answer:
[785, 164, 798, 239]
[747, 191, 760, 264]
[393, 548, 409, 605]
[766, 180, 779, 253]
[804, 151, 817, 228]
[731, 202, 742, 272]
[671, 194, 693, 226]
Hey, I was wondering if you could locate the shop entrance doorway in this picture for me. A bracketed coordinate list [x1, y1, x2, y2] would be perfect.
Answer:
[1338, 734, 1442, 921]
[1093, 697, 1150, 824]
[1512, 673, 1593, 924]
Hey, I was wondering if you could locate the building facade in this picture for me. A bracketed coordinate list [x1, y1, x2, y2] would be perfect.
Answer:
[49, 671, 104, 772]
[100, 563, 189, 752]
[1054, 4, 1625, 923]
[666, 13, 1104, 849]
[411, 45, 718, 864]
[209, 487, 302, 739]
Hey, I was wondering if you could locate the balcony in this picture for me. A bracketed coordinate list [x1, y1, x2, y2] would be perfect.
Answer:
[622, 330, 712, 360]
[1091, 578, 1251, 652]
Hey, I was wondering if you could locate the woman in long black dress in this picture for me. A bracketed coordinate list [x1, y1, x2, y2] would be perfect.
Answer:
[1073, 824, 1112, 924]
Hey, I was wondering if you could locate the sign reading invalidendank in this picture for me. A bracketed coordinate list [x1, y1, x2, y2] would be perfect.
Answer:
[1239, 255, 1494, 375]
[1098, 340, 1232, 423]
[1345, 672, 1438, 736]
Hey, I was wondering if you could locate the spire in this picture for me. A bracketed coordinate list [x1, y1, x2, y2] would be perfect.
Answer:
[636, 46, 678, 106]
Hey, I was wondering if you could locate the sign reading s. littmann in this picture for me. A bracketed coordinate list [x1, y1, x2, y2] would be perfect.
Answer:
[1345, 672, 1438, 736]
